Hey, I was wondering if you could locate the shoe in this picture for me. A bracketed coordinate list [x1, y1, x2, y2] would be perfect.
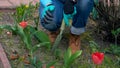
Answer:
[69, 33, 81, 54]
[48, 30, 60, 44]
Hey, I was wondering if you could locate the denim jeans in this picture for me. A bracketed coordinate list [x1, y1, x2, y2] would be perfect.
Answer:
[40, 0, 94, 35]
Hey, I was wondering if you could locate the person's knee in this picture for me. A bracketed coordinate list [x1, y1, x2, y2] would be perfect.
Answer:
[76, 0, 94, 10]
[41, 21, 59, 31]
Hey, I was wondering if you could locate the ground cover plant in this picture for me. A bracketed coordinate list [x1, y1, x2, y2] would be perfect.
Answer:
[0, 1, 120, 68]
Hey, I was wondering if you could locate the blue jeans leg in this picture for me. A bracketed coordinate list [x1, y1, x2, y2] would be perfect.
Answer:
[71, 0, 94, 35]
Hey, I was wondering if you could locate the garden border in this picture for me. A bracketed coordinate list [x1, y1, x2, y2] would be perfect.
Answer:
[0, 43, 11, 68]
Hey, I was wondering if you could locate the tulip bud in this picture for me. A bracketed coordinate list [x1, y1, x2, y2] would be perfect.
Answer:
[19, 21, 28, 28]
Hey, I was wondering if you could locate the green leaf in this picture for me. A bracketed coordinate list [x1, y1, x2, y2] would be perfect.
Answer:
[33, 57, 37, 64]
[30, 57, 42, 68]
[0, 25, 16, 31]
[36, 42, 51, 49]
[54, 49, 61, 59]
[111, 28, 120, 36]
[111, 30, 116, 36]
[36, 60, 42, 68]
[64, 48, 72, 66]
[116, 28, 120, 35]
[35, 31, 50, 42]
[31, 42, 51, 53]
[65, 50, 82, 68]
[92, 8, 98, 19]
[46, 61, 56, 68]
[29, 26, 50, 43]
[24, 26, 32, 45]
[94, 0, 99, 5]
[17, 25, 31, 50]
[89, 41, 99, 52]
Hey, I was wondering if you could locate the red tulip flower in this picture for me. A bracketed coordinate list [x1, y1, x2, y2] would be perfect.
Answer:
[92, 52, 104, 65]
[50, 66, 55, 68]
[19, 21, 27, 28]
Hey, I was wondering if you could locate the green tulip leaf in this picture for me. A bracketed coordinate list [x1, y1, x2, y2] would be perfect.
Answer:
[46, 61, 56, 68]
[0, 25, 16, 31]
[29, 26, 50, 43]
[64, 48, 72, 66]
[17, 25, 31, 50]
[32, 42, 50, 52]
[65, 50, 82, 68]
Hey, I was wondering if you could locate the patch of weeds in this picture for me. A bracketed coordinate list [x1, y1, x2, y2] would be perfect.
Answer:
[102, 55, 119, 68]
[81, 31, 94, 42]
[89, 41, 100, 52]
[54, 48, 62, 60]
[105, 44, 120, 56]
[111, 28, 120, 45]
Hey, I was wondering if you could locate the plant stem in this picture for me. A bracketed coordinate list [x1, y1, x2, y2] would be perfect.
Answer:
[115, 35, 117, 46]
[96, 65, 99, 68]
[30, 50, 33, 59]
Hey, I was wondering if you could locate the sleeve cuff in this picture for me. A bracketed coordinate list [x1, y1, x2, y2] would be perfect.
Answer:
[70, 26, 85, 35]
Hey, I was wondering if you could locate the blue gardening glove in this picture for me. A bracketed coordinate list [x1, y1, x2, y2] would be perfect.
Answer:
[41, 5, 56, 31]
[40, 0, 52, 7]
[41, 0, 57, 31]
[40, 0, 55, 18]
[63, 7, 77, 26]
[42, 5, 55, 18]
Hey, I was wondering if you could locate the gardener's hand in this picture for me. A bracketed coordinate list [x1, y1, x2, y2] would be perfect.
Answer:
[42, 5, 55, 19]
[41, 0, 58, 31]
[41, 0, 55, 23]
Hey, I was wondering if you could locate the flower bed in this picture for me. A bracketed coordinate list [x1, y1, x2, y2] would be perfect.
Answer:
[0, 3, 120, 68]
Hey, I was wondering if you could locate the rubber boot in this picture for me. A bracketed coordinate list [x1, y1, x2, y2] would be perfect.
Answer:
[69, 33, 81, 54]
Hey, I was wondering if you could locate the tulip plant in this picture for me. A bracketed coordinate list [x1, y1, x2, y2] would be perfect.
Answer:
[0, 3, 52, 68]
[92, 52, 104, 65]
[0, 20, 51, 65]
[89, 41, 105, 67]
[63, 48, 82, 68]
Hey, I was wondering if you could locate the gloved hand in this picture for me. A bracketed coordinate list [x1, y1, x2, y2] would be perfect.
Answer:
[41, 0, 52, 7]
[41, 0, 55, 19]
[63, 0, 77, 26]
[41, 0, 57, 31]
[42, 5, 55, 19]
[40, 0, 55, 18]
[41, 4, 57, 31]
